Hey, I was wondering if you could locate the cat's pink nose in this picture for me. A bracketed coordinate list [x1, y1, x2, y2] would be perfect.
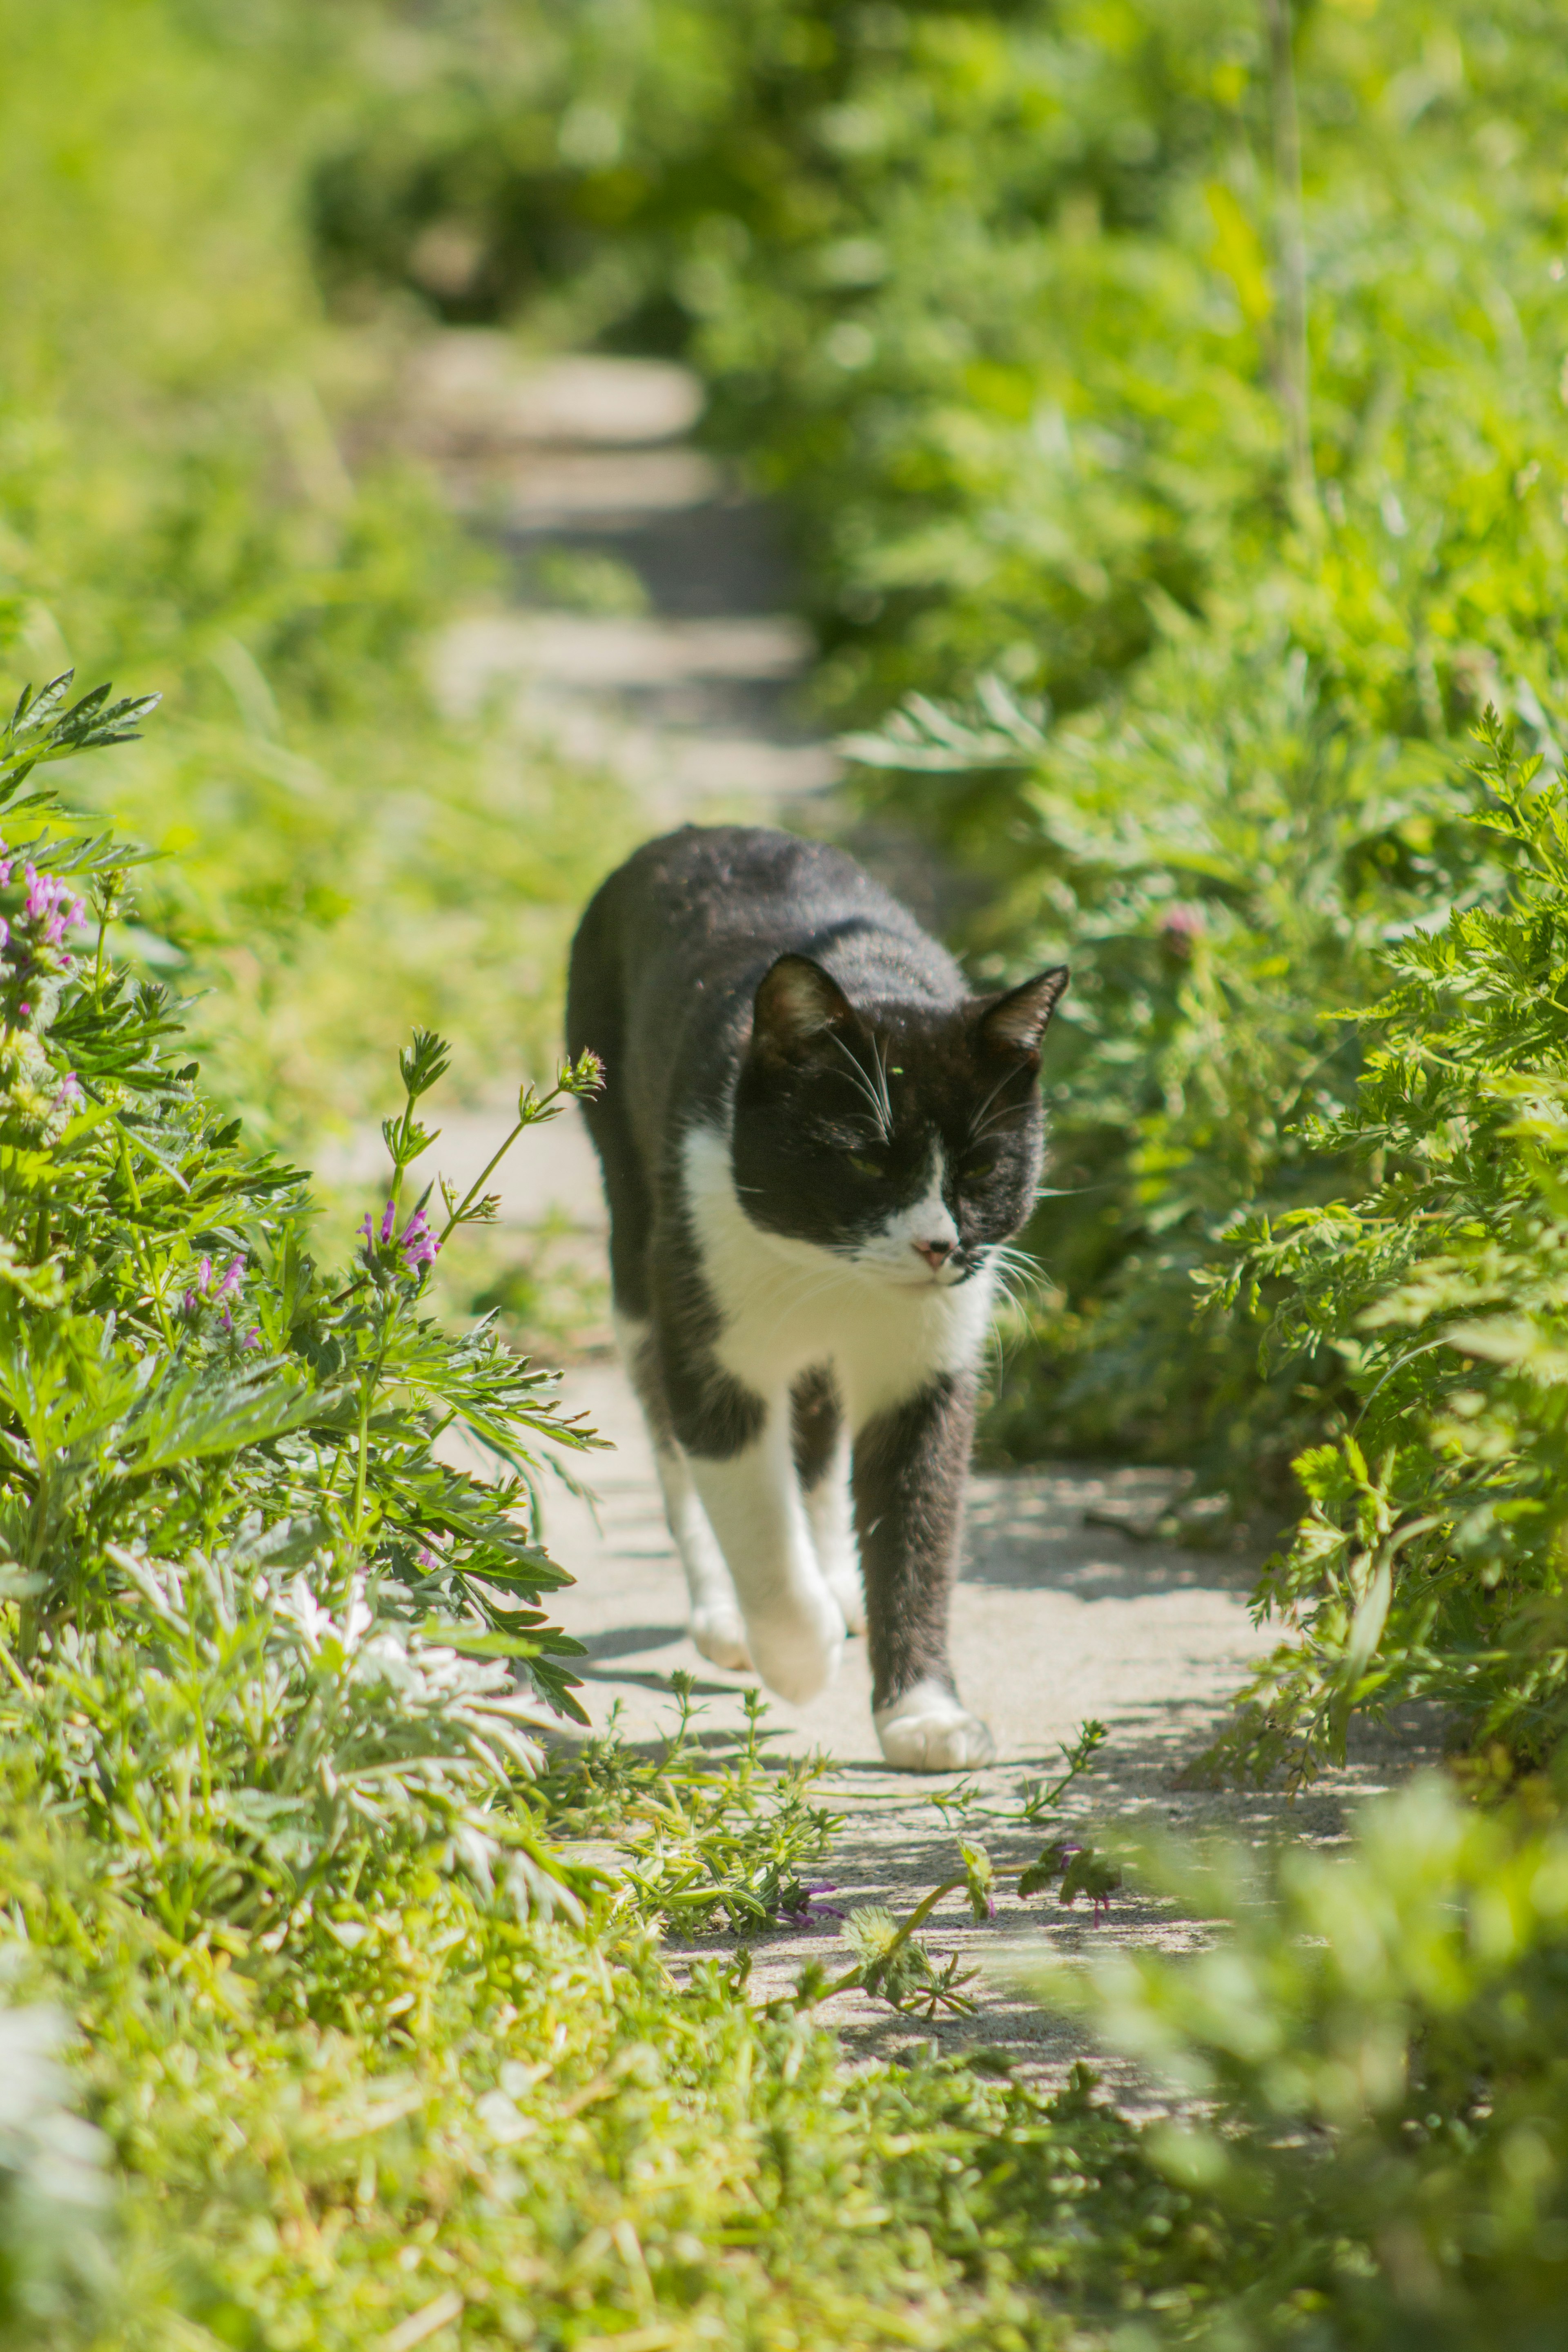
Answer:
[913, 1238, 955, 1269]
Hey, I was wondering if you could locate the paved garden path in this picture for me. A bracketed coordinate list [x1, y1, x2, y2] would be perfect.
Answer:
[399, 336, 1437, 2076]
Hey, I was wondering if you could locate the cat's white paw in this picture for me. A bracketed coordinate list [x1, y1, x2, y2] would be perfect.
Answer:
[874, 1679, 996, 1773]
[690, 1607, 753, 1673]
[744, 1590, 846, 1704]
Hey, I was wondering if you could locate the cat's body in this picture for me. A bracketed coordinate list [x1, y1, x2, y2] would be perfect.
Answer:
[566, 825, 1066, 1769]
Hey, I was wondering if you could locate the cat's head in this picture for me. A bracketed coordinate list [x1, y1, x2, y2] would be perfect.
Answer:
[731, 954, 1068, 1287]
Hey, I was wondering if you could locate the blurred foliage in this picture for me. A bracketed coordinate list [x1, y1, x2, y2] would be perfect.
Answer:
[1045, 1771, 1568, 2348]
[306, 0, 1568, 1473]
[0, 0, 633, 1151]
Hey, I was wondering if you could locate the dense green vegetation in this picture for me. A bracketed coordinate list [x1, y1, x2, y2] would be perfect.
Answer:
[1200, 723, 1568, 1783]
[0, 0, 633, 1150]
[8, 679, 1568, 2348]
[9, 4, 1568, 2345]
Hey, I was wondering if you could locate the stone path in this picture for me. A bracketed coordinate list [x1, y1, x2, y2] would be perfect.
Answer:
[396, 334, 1439, 2079]
[402, 332, 834, 828]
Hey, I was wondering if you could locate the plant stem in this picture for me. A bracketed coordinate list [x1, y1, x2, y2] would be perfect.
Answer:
[435, 1089, 567, 1246]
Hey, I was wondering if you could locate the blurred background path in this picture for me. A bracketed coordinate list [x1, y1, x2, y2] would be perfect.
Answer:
[385, 332, 1437, 2070]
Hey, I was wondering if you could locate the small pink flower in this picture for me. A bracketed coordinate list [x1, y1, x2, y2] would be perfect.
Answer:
[1161, 902, 1205, 939]
[379, 1199, 397, 1245]
[398, 1207, 439, 1271]
[241, 1327, 261, 1349]
[52, 1072, 82, 1113]
[214, 1255, 244, 1299]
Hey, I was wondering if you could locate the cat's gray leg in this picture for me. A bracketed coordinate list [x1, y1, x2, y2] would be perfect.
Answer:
[791, 1364, 865, 1634]
[852, 1372, 996, 1771]
[613, 1311, 751, 1670]
[683, 1403, 846, 1706]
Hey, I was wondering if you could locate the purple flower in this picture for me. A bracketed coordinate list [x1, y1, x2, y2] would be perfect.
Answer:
[779, 1881, 844, 1925]
[16, 1003, 29, 1020]
[398, 1206, 439, 1272]
[52, 1072, 82, 1113]
[359, 1199, 441, 1273]
[20, 869, 83, 944]
[214, 1255, 244, 1300]
[196, 1256, 213, 1294]
[242, 1327, 261, 1349]
[416, 1546, 442, 1570]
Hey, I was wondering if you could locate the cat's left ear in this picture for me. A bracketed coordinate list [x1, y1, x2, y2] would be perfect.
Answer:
[752, 953, 860, 1062]
[975, 967, 1069, 1062]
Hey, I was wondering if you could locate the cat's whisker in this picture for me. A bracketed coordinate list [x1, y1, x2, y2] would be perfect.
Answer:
[967, 1062, 1025, 1144]
[827, 1030, 894, 1140]
[870, 1032, 896, 1136]
[969, 1104, 1029, 1147]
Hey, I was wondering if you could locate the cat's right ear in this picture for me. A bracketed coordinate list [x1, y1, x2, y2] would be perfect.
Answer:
[751, 955, 858, 1063]
[976, 966, 1070, 1061]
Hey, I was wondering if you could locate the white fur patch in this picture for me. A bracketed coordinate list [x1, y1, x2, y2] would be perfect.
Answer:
[803, 1421, 865, 1633]
[681, 1124, 993, 1430]
[873, 1677, 996, 1772]
[682, 1412, 845, 1703]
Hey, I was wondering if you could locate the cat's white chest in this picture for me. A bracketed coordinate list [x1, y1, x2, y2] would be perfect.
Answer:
[679, 1124, 994, 1426]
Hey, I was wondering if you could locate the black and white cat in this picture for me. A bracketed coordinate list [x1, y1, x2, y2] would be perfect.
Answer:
[566, 826, 1066, 1771]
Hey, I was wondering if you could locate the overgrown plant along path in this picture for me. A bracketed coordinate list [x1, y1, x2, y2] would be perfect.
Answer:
[403, 335, 1437, 2071]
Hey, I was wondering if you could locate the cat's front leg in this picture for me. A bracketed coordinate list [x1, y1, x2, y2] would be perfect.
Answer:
[683, 1403, 846, 1706]
[791, 1363, 866, 1634]
[613, 1309, 752, 1669]
[853, 1374, 996, 1772]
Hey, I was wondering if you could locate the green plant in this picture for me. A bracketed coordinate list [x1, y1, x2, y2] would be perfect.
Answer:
[847, 627, 1503, 1481]
[1044, 1770, 1568, 2348]
[1194, 717, 1568, 1781]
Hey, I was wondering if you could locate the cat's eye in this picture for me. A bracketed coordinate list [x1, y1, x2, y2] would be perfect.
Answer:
[963, 1157, 996, 1183]
[847, 1153, 883, 1178]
